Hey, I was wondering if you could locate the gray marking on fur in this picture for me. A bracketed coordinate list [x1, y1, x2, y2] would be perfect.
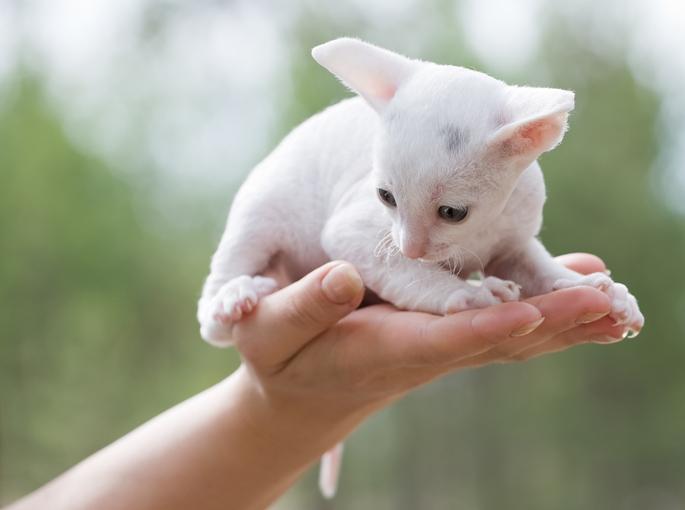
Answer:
[443, 125, 468, 152]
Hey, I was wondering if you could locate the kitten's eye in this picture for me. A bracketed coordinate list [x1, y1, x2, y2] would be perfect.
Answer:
[377, 188, 397, 207]
[438, 205, 469, 223]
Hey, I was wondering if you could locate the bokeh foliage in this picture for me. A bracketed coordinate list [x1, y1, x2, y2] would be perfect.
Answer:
[1, 3, 684, 509]
[0, 79, 240, 502]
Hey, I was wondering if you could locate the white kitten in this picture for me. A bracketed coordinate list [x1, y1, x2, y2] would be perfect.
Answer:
[197, 38, 644, 496]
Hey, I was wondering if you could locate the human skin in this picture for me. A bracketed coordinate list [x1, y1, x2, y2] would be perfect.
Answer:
[7, 254, 626, 510]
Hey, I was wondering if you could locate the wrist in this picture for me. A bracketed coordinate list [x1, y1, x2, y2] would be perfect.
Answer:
[222, 365, 376, 459]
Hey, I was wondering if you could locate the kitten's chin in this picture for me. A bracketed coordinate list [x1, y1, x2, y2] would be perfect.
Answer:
[418, 251, 451, 263]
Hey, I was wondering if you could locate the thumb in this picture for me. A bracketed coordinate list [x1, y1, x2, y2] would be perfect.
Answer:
[234, 261, 364, 369]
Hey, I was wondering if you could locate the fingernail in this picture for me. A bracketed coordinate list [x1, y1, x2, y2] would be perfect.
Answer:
[603, 268, 612, 276]
[510, 317, 545, 337]
[592, 335, 623, 344]
[322, 263, 363, 304]
[576, 311, 610, 325]
[622, 329, 631, 339]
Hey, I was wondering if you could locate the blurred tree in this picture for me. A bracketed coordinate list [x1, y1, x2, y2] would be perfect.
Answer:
[0, 77, 239, 503]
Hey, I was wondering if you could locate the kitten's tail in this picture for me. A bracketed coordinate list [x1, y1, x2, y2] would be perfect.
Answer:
[318, 442, 344, 499]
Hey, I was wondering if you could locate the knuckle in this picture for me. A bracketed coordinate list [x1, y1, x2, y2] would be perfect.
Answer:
[411, 331, 441, 366]
[411, 322, 453, 366]
[568, 285, 608, 307]
[232, 328, 261, 362]
[507, 350, 530, 362]
[560, 334, 578, 347]
[486, 344, 509, 360]
[468, 312, 502, 349]
[282, 291, 327, 329]
[413, 343, 445, 366]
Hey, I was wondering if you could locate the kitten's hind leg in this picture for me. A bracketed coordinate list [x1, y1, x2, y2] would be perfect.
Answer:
[197, 216, 281, 346]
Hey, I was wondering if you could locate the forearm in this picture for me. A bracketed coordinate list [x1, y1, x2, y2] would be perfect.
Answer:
[8, 366, 366, 510]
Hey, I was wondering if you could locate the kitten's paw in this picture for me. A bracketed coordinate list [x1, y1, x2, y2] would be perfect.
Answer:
[200, 275, 278, 346]
[213, 275, 278, 324]
[481, 276, 521, 303]
[443, 277, 520, 314]
[553, 273, 644, 335]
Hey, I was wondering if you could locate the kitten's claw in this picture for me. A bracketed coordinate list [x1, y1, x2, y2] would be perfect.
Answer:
[553, 272, 644, 336]
[443, 277, 520, 314]
[481, 276, 521, 302]
[201, 275, 278, 346]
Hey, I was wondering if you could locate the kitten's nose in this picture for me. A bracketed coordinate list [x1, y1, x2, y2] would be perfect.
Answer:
[400, 239, 427, 259]
[399, 225, 428, 259]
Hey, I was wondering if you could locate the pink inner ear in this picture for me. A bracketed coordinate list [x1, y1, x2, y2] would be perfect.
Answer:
[502, 117, 560, 157]
[373, 83, 397, 102]
[521, 118, 557, 145]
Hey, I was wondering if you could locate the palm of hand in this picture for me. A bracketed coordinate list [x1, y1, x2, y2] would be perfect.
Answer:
[234, 254, 626, 417]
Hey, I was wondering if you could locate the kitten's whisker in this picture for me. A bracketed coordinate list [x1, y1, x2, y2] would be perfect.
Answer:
[445, 252, 454, 274]
[373, 232, 393, 259]
[457, 245, 485, 274]
[373, 238, 385, 258]
[451, 247, 465, 276]
[404, 272, 435, 291]
[373, 231, 401, 266]
[445, 256, 455, 275]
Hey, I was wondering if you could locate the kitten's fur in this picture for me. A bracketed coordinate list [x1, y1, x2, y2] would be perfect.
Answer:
[197, 38, 644, 496]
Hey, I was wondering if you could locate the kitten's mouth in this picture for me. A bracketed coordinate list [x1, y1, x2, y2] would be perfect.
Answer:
[417, 251, 450, 263]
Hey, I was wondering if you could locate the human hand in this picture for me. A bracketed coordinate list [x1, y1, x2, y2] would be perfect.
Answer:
[229, 253, 624, 453]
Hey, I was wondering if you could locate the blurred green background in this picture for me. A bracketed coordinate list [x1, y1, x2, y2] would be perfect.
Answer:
[1, 1, 684, 509]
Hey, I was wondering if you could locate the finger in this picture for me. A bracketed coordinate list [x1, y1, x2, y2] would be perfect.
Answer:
[370, 301, 543, 368]
[235, 261, 364, 369]
[555, 253, 606, 275]
[454, 286, 611, 367]
[505, 317, 626, 362]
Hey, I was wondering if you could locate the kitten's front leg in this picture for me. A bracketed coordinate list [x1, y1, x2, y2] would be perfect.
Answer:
[367, 258, 520, 315]
[321, 212, 519, 315]
[489, 239, 644, 335]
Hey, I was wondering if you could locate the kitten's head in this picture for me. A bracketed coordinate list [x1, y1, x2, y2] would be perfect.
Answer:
[313, 38, 574, 262]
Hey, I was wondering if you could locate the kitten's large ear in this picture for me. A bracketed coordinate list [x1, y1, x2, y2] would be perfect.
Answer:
[312, 38, 418, 113]
[489, 87, 575, 164]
